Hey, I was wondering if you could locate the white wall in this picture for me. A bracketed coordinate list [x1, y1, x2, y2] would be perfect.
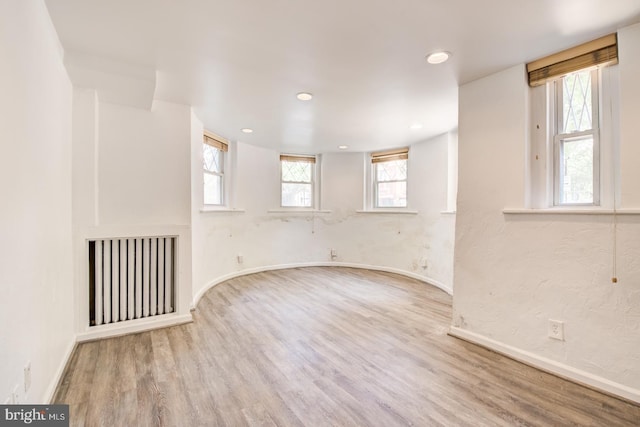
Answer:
[71, 98, 194, 340]
[452, 25, 640, 402]
[72, 96, 193, 229]
[71, 88, 99, 334]
[97, 101, 191, 226]
[0, 0, 74, 403]
[619, 23, 640, 208]
[191, 118, 457, 303]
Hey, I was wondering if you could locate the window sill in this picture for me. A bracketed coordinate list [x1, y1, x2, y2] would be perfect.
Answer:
[356, 209, 418, 215]
[267, 209, 332, 214]
[200, 207, 246, 213]
[503, 208, 640, 215]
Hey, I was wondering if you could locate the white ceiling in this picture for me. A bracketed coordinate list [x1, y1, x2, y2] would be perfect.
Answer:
[44, 0, 640, 153]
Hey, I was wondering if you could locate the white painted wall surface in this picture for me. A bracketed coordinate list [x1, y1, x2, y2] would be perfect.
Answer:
[0, 0, 74, 403]
[190, 111, 206, 297]
[446, 131, 459, 212]
[191, 124, 456, 303]
[98, 101, 191, 226]
[71, 88, 99, 333]
[71, 98, 194, 338]
[619, 23, 640, 208]
[453, 30, 640, 401]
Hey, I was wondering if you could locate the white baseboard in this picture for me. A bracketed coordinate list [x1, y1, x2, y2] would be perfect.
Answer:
[76, 313, 193, 343]
[44, 337, 76, 404]
[192, 261, 452, 309]
[45, 314, 192, 402]
[448, 326, 640, 404]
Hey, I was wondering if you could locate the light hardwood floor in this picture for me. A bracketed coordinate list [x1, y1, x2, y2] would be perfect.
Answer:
[54, 267, 640, 426]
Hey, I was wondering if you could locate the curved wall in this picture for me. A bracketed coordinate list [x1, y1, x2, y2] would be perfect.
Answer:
[452, 23, 640, 402]
[190, 112, 457, 305]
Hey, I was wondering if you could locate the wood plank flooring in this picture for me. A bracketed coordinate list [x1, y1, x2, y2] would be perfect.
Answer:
[54, 267, 640, 426]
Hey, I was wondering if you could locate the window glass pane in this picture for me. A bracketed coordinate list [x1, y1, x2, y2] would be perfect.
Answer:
[282, 160, 311, 182]
[282, 183, 312, 207]
[376, 181, 407, 207]
[560, 136, 593, 204]
[203, 144, 222, 173]
[204, 173, 222, 205]
[376, 159, 407, 182]
[562, 70, 593, 134]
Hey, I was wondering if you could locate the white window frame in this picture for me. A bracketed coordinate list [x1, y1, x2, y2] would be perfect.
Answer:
[552, 68, 600, 206]
[203, 133, 229, 207]
[527, 33, 619, 210]
[369, 148, 409, 209]
[279, 154, 319, 208]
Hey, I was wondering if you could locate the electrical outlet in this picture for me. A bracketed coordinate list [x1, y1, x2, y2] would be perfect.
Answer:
[237, 254, 243, 264]
[24, 361, 31, 393]
[548, 319, 564, 341]
[330, 249, 337, 258]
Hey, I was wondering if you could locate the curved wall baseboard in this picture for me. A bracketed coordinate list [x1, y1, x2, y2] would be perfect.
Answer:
[191, 261, 452, 310]
[449, 326, 640, 404]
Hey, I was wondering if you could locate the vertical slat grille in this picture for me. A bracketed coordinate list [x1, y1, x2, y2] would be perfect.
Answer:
[104, 240, 111, 324]
[143, 239, 150, 318]
[89, 236, 177, 326]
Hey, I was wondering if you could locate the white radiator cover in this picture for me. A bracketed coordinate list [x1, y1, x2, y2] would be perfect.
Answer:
[90, 236, 176, 326]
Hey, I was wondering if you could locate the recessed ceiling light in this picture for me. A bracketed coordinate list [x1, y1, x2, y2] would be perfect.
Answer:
[296, 92, 313, 101]
[409, 123, 423, 130]
[426, 51, 451, 64]
[338, 145, 348, 150]
[241, 128, 253, 134]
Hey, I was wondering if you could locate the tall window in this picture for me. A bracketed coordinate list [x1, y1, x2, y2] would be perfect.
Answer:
[203, 133, 228, 205]
[372, 148, 408, 208]
[554, 69, 599, 205]
[527, 33, 618, 208]
[280, 154, 315, 207]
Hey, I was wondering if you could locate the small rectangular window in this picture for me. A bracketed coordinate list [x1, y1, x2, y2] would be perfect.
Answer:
[280, 154, 315, 207]
[203, 134, 228, 206]
[553, 69, 599, 205]
[527, 34, 618, 209]
[372, 148, 408, 208]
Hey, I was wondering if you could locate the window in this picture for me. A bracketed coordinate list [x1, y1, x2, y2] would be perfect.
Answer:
[527, 33, 618, 208]
[371, 148, 408, 208]
[203, 133, 228, 205]
[553, 69, 599, 205]
[280, 154, 315, 207]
